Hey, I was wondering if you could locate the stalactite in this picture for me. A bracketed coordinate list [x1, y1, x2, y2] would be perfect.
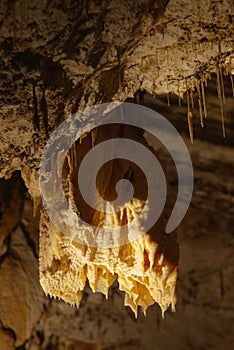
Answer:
[141, 57, 144, 70]
[162, 26, 165, 41]
[190, 87, 194, 109]
[220, 66, 226, 105]
[197, 83, 204, 127]
[39, 122, 179, 318]
[156, 67, 159, 78]
[135, 91, 140, 105]
[216, 66, 226, 138]
[119, 73, 122, 91]
[167, 77, 170, 106]
[177, 81, 181, 107]
[167, 93, 170, 106]
[32, 84, 40, 131]
[181, 56, 184, 66]
[73, 143, 77, 167]
[186, 78, 194, 143]
[166, 47, 169, 70]
[40, 87, 49, 138]
[192, 42, 197, 58]
[201, 79, 207, 119]
[224, 64, 229, 76]
[68, 138, 74, 168]
[230, 72, 234, 98]
[155, 50, 159, 78]
[218, 39, 222, 55]
[91, 129, 97, 149]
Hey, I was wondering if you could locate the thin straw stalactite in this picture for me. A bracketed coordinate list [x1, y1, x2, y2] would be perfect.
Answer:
[167, 93, 170, 106]
[230, 72, 234, 98]
[166, 47, 169, 70]
[186, 78, 194, 143]
[201, 79, 207, 119]
[228, 65, 234, 98]
[216, 66, 226, 138]
[197, 82, 204, 128]
[167, 77, 170, 106]
[220, 66, 226, 105]
[190, 87, 194, 109]
[177, 80, 181, 107]
[73, 143, 77, 167]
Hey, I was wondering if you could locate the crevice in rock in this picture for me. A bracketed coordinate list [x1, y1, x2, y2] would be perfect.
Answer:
[20, 222, 38, 259]
[0, 319, 16, 342]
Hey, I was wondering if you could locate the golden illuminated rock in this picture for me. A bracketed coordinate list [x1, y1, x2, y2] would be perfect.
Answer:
[39, 124, 179, 317]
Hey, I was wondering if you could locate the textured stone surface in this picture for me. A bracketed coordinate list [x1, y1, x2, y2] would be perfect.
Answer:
[0, 325, 15, 350]
[0, 0, 233, 349]
[0, 171, 25, 256]
[144, 89, 234, 349]
[0, 225, 44, 347]
[0, 138, 233, 350]
[0, 79, 233, 348]
[0, 0, 233, 179]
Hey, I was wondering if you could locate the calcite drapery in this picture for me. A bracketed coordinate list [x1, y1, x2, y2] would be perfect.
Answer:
[39, 123, 179, 317]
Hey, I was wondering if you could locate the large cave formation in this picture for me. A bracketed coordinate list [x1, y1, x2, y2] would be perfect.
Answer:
[0, 1, 233, 350]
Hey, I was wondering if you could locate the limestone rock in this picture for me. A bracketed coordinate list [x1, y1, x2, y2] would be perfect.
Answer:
[0, 325, 15, 350]
[0, 0, 233, 178]
[0, 171, 25, 256]
[39, 124, 179, 317]
[0, 226, 44, 347]
[0, 0, 233, 349]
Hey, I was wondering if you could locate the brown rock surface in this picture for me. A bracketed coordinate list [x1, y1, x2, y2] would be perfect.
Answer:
[0, 77, 233, 347]
[0, 171, 25, 256]
[0, 0, 233, 178]
[0, 0, 233, 349]
[0, 226, 44, 347]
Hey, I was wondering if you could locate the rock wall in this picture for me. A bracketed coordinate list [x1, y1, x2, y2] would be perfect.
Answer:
[0, 0, 233, 349]
[0, 0, 233, 178]
[0, 75, 233, 349]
